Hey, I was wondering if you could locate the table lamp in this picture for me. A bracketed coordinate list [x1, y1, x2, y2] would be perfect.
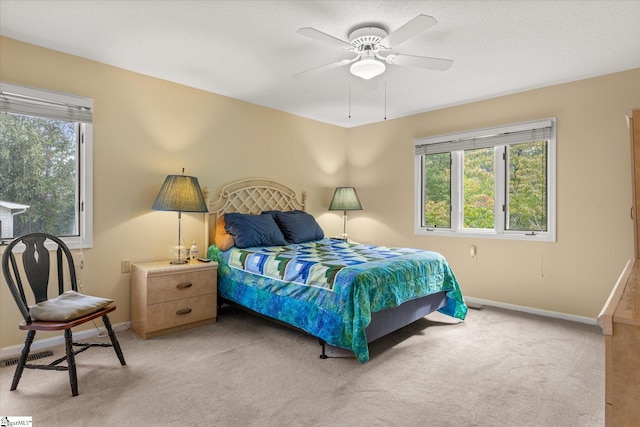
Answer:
[328, 187, 362, 240]
[152, 169, 208, 264]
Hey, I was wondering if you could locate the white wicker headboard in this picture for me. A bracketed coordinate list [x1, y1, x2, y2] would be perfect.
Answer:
[204, 178, 306, 248]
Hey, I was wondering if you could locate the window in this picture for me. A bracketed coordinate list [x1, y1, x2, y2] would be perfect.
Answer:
[0, 82, 93, 248]
[414, 118, 556, 241]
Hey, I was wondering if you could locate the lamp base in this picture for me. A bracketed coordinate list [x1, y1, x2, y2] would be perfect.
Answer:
[169, 243, 187, 265]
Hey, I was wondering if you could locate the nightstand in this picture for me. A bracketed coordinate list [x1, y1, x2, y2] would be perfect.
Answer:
[130, 260, 218, 339]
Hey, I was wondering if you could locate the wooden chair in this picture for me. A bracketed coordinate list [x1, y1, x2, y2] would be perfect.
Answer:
[2, 232, 126, 396]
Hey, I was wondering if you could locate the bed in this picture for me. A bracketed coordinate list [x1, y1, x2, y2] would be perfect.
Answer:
[204, 178, 467, 363]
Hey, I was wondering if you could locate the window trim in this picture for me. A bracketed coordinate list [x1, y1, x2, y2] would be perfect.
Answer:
[414, 118, 556, 242]
[0, 82, 93, 249]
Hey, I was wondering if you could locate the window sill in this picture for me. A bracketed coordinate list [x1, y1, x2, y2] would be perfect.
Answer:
[415, 228, 555, 242]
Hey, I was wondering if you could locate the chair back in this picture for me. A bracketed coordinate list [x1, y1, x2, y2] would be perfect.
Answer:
[2, 232, 79, 324]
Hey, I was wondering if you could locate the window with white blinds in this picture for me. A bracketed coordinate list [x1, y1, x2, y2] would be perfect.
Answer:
[415, 119, 553, 155]
[413, 118, 556, 241]
[0, 82, 93, 248]
[0, 82, 92, 123]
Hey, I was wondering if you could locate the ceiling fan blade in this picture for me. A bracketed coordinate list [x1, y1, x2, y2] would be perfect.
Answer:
[380, 14, 438, 48]
[297, 27, 353, 50]
[384, 54, 453, 71]
[292, 58, 354, 79]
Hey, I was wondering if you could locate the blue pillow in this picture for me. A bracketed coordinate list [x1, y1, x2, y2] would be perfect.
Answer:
[270, 210, 324, 244]
[224, 213, 287, 248]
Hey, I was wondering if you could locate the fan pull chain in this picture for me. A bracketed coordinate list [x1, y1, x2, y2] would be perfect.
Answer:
[348, 78, 351, 119]
[384, 81, 387, 120]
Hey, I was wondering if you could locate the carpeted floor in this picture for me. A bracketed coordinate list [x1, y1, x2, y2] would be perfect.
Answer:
[0, 305, 604, 427]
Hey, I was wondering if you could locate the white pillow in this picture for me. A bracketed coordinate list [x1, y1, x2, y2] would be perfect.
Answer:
[29, 290, 113, 322]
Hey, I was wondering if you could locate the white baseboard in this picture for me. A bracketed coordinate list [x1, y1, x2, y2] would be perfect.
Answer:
[464, 297, 597, 325]
[0, 321, 130, 361]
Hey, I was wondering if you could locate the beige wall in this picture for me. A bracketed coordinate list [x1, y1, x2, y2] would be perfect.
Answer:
[0, 37, 347, 348]
[1, 35, 638, 349]
[345, 68, 640, 318]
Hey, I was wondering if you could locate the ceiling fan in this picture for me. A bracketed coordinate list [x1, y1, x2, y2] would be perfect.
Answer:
[293, 14, 453, 80]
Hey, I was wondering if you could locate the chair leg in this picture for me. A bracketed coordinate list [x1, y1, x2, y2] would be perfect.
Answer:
[102, 314, 126, 365]
[10, 330, 36, 391]
[64, 329, 79, 397]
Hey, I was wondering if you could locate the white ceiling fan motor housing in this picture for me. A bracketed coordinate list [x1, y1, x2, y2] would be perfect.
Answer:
[348, 26, 388, 52]
[348, 27, 388, 79]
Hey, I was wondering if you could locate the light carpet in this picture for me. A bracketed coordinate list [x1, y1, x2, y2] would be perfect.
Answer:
[0, 305, 604, 427]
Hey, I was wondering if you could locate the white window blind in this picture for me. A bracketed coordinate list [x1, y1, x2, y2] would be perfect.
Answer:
[0, 82, 92, 123]
[414, 119, 553, 155]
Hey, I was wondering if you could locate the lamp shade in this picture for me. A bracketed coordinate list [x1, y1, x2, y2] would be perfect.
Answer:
[152, 175, 208, 213]
[350, 58, 386, 80]
[329, 187, 363, 211]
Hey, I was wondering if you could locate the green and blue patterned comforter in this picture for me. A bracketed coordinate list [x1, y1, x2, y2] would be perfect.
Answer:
[208, 238, 467, 362]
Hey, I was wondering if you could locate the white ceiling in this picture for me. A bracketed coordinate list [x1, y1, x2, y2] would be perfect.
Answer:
[1, 1, 639, 128]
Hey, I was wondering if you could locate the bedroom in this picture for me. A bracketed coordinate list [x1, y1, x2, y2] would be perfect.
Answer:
[0, 0, 639, 423]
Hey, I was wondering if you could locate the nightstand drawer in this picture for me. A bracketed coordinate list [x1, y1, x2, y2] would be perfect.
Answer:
[146, 294, 217, 332]
[146, 269, 214, 305]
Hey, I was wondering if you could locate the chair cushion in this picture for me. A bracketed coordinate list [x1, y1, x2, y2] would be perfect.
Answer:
[29, 290, 113, 322]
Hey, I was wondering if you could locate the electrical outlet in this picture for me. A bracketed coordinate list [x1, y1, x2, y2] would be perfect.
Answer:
[121, 260, 131, 274]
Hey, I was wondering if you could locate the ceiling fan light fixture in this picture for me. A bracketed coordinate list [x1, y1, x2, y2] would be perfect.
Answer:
[350, 58, 386, 80]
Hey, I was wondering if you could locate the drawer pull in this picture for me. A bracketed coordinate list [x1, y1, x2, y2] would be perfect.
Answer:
[176, 308, 192, 315]
[176, 282, 193, 289]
